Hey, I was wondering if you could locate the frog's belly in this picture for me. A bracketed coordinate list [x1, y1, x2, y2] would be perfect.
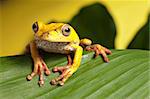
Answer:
[35, 40, 70, 54]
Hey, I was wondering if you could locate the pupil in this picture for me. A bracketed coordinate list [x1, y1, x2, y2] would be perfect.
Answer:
[32, 23, 37, 30]
[65, 28, 70, 32]
[32, 22, 38, 33]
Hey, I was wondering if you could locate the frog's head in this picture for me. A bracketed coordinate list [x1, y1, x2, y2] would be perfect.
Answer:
[32, 21, 80, 44]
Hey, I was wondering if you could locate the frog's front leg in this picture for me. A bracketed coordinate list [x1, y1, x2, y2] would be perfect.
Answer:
[26, 41, 50, 86]
[51, 45, 83, 86]
[80, 38, 112, 62]
[86, 44, 111, 62]
[85, 44, 111, 62]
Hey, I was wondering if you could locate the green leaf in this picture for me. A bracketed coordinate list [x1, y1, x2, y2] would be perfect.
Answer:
[0, 50, 149, 99]
[128, 15, 149, 50]
[69, 3, 116, 48]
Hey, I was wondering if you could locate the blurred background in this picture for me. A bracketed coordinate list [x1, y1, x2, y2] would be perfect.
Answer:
[0, 0, 149, 57]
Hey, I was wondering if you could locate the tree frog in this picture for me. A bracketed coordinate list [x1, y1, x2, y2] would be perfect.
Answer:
[26, 21, 112, 86]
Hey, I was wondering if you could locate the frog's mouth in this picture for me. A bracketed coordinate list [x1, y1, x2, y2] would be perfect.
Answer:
[35, 36, 70, 47]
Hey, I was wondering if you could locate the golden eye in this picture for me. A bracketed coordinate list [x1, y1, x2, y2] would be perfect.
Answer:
[62, 24, 71, 36]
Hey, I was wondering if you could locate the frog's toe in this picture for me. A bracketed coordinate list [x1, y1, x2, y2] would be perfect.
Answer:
[45, 69, 51, 75]
[38, 74, 44, 87]
[50, 79, 57, 85]
[52, 65, 70, 73]
[26, 72, 36, 81]
[52, 66, 64, 73]
[58, 81, 64, 86]
[38, 80, 44, 87]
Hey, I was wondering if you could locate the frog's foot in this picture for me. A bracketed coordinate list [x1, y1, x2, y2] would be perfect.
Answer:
[50, 65, 72, 86]
[86, 44, 112, 62]
[26, 58, 50, 87]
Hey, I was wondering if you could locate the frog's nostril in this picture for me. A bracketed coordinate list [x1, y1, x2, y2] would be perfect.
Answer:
[32, 22, 38, 33]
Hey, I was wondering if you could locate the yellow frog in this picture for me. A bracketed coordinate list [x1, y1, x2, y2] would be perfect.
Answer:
[26, 21, 112, 86]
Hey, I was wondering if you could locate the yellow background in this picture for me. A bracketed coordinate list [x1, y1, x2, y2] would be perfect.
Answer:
[0, 0, 149, 57]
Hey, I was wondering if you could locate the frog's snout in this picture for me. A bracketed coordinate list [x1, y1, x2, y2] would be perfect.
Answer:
[32, 22, 39, 33]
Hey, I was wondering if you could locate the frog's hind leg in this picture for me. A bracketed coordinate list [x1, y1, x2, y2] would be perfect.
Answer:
[26, 41, 51, 87]
[86, 44, 112, 62]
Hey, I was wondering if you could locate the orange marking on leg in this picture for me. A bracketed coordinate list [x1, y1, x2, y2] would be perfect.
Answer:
[67, 55, 72, 65]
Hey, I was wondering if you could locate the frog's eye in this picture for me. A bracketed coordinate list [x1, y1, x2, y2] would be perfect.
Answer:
[62, 24, 71, 36]
[32, 22, 38, 33]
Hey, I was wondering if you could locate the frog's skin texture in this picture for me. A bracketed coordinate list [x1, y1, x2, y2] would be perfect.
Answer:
[26, 21, 112, 86]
